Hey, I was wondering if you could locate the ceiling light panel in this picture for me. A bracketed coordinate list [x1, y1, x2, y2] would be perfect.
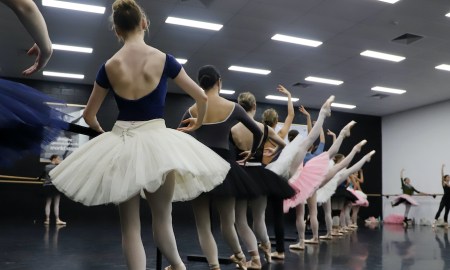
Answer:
[435, 64, 450, 71]
[228, 66, 271, 75]
[331, 103, 356, 109]
[360, 50, 405, 62]
[305, 76, 343, 85]
[371, 86, 406, 94]
[165, 17, 223, 31]
[176, 58, 188, 64]
[52, 44, 93, 53]
[42, 0, 105, 14]
[43, 71, 84, 79]
[271, 34, 322, 47]
[220, 89, 235, 95]
[265, 95, 299, 102]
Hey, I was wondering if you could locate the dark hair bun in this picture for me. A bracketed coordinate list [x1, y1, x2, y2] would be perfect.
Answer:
[198, 65, 220, 90]
[112, 0, 143, 32]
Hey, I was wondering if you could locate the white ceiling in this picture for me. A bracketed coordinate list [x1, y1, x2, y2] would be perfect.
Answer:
[1, 0, 450, 116]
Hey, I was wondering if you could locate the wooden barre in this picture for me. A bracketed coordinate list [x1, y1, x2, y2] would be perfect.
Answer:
[0, 180, 43, 185]
[367, 194, 444, 197]
[0, 175, 38, 181]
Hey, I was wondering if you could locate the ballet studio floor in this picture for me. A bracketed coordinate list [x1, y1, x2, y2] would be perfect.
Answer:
[1, 218, 450, 270]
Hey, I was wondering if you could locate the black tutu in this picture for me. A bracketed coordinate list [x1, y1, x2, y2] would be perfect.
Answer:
[332, 186, 358, 202]
[208, 148, 263, 199]
[43, 185, 60, 197]
[243, 165, 295, 199]
[0, 79, 68, 166]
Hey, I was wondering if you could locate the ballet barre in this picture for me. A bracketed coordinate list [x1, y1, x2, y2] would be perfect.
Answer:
[0, 175, 42, 185]
[366, 193, 443, 198]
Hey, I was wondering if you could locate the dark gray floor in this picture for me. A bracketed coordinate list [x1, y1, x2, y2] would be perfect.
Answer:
[1, 219, 449, 270]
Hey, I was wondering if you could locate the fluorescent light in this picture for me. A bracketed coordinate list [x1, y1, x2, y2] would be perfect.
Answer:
[220, 89, 235, 95]
[305, 76, 343, 85]
[371, 86, 406, 94]
[376, 0, 400, 3]
[52, 44, 93, 53]
[446, 13, 450, 17]
[360, 50, 405, 62]
[331, 103, 356, 109]
[43, 71, 84, 79]
[165, 17, 222, 31]
[228, 66, 271, 75]
[271, 34, 322, 47]
[435, 64, 450, 71]
[42, 0, 105, 14]
[176, 58, 188, 64]
[265, 95, 299, 102]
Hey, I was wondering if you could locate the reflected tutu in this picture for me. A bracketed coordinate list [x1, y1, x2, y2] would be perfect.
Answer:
[51, 119, 230, 206]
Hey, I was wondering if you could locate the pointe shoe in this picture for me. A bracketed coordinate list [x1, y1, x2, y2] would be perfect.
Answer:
[209, 263, 220, 270]
[165, 263, 186, 270]
[289, 242, 305, 250]
[246, 256, 262, 270]
[270, 252, 285, 260]
[230, 253, 247, 270]
[56, 219, 66, 225]
[341, 120, 357, 137]
[353, 139, 367, 153]
[321, 95, 335, 117]
[366, 150, 376, 162]
[44, 219, 50, 225]
[258, 242, 272, 263]
[319, 235, 333, 240]
[304, 238, 319, 244]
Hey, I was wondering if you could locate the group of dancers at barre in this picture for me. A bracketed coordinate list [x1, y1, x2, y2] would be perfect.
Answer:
[0, 0, 376, 270]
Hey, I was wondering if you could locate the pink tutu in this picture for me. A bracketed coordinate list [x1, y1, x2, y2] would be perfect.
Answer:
[283, 152, 329, 212]
[392, 194, 419, 206]
[348, 188, 369, 207]
[383, 214, 405, 224]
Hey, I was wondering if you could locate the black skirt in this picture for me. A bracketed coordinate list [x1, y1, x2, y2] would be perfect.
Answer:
[332, 186, 358, 202]
[208, 148, 263, 199]
[243, 165, 295, 199]
[43, 185, 60, 197]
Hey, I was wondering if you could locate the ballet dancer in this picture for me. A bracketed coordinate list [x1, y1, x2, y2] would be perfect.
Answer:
[391, 169, 430, 226]
[231, 92, 295, 268]
[180, 66, 264, 270]
[260, 86, 296, 261]
[261, 85, 294, 164]
[433, 164, 450, 228]
[265, 97, 334, 259]
[39, 154, 66, 226]
[50, 2, 231, 269]
[347, 170, 369, 228]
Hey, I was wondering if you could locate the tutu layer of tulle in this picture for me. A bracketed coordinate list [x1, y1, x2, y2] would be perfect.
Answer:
[51, 119, 230, 206]
[347, 188, 369, 207]
[242, 165, 295, 199]
[0, 79, 68, 166]
[392, 194, 419, 206]
[208, 148, 263, 199]
[283, 152, 330, 212]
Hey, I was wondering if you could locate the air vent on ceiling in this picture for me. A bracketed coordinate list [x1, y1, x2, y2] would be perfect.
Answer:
[370, 93, 390, 99]
[292, 82, 312, 88]
[392, 33, 423, 45]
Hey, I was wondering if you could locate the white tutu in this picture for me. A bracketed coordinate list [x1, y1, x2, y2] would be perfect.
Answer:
[266, 133, 306, 179]
[316, 160, 337, 204]
[354, 190, 368, 200]
[50, 119, 230, 206]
